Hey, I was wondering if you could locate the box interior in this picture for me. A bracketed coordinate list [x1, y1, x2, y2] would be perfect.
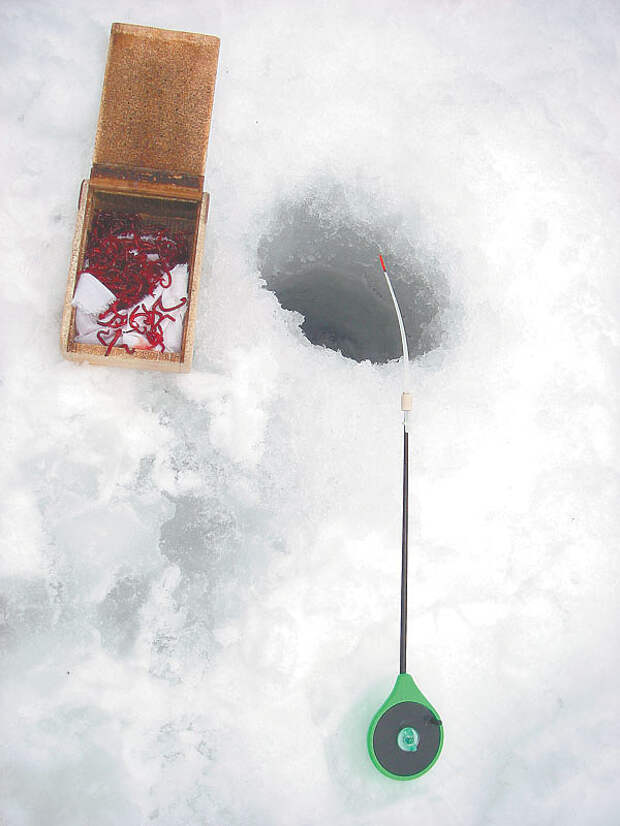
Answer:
[69, 187, 201, 363]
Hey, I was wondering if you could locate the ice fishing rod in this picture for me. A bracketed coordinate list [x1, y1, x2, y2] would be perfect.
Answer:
[367, 254, 444, 780]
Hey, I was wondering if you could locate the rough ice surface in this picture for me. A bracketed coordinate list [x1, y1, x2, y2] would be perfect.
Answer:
[1, 1, 619, 824]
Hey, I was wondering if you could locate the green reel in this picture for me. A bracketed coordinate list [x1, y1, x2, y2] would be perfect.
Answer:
[368, 673, 443, 780]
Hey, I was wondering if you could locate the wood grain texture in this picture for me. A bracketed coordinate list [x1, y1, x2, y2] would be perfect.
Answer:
[60, 179, 89, 359]
[91, 163, 203, 193]
[85, 173, 204, 202]
[93, 22, 220, 178]
[180, 192, 210, 372]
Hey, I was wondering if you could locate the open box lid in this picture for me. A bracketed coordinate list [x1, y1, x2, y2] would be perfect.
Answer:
[93, 23, 220, 187]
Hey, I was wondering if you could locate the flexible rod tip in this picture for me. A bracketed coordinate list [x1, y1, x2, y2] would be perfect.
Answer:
[378, 253, 386, 272]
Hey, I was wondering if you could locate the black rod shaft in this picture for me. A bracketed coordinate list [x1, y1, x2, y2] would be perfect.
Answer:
[400, 426, 409, 674]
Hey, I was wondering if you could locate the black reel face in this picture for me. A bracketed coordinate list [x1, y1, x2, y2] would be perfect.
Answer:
[372, 701, 442, 777]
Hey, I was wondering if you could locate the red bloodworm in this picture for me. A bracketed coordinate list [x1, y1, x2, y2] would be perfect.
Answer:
[97, 328, 122, 357]
[96, 328, 135, 357]
[80, 212, 189, 343]
[153, 296, 188, 314]
[97, 306, 127, 329]
[159, 268, 172, 289]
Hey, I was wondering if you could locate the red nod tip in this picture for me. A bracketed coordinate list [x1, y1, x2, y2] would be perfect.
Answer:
[378, 254, 387, 272]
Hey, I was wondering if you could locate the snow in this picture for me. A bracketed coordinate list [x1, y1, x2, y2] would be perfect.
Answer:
[1, 1, 619, 824]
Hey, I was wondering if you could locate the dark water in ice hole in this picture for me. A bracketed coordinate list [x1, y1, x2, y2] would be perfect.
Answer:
[258, 196, 448, 363]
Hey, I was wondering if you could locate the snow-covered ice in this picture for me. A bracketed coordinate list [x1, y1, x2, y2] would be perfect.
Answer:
[1, 1, 619, 824]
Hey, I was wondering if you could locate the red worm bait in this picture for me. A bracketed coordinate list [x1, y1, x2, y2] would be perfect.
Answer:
[127, 296, 188, 352]
[81, 211, 188, 310]
[97, 307, 128, 329]
[80, 211, 189, 356]
[97, 328, 121, 356]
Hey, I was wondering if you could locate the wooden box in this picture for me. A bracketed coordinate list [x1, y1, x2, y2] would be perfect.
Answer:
[61, 23, 220, 371]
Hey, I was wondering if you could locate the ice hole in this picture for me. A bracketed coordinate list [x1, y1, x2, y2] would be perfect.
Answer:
[258, 193, 447, 363]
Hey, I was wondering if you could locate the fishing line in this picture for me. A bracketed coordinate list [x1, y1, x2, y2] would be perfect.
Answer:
[379, 253, 411, 676]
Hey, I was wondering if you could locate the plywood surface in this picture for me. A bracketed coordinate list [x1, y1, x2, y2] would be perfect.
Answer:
[93, 22, 220, 178]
